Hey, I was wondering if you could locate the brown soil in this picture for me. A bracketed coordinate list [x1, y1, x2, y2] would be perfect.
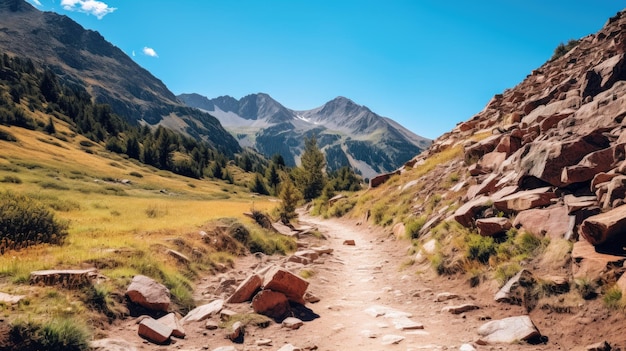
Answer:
[99, 214, 626, 350]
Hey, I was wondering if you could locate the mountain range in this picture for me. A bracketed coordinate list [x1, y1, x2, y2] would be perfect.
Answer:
[0, 0, 240, 155]
[179, 93, 431, 179]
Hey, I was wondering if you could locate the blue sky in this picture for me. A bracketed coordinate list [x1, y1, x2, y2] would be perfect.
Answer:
[27, 1, 626, 139]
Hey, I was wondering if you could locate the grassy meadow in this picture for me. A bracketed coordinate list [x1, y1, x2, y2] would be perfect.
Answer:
[0, 120, 284, 333]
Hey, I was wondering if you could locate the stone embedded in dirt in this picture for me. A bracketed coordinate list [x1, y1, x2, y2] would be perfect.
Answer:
[277, 343, 302, 351]
[477, 315, 540, 344]
[165, 249, 190, 264]
[282, 317, 303, 330]
[90, 338, 138, 351]
[205, 320, 219, 330]
[294, 249, 320, 261]
[392, 317, 424, 330]
[137, 317, 173, 345]
[586, 340, 612, 351]
[226, 321, 244, 342]
[226, 274, 262, 303]
[212, 346, 237, 351]
[252, 289, 291, 321]
[304, 291, 320, 303]
[0, 292, 25, 305]
[580, 204, 626, 245]
[181, 299, 224, 324]
[125, 275, 170, 312]
[272, 221, 299, 237]
[287, 255, 312, 265]
[381, 334, 405, 345]
[220, 308, 237, 321]
[156, 313, 185, 338]
[460, 344, 477, 351]
[513, 205, 571, 239]
[29, 268, 97, 289]
[441, 303, 479, 314]
[435, 292, 459, 302]
[310, 246, 333, 255]
[495, 269, 535, 306]
[475, 217, 512, 237]
[263, 267, 309, 304]
[343, 239, 356, 245]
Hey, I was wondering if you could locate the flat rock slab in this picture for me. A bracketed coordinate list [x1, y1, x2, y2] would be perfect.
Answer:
[0, 292, 25, 305]
[364, 305, 412, 319]
[29, 268, 97, 289]
[282, 317, 304, 330]
[441, 303, 480, 314]
[436, 292, 459, 302]
[381, 334, 405, 345]
[477, 315, 540, 344]
[181, 299, 224, 324]
[157, 313, 185, 338]
[138, 317, 173, 344]
[392, 317, 424, 330]
[343, 239, 356, 245]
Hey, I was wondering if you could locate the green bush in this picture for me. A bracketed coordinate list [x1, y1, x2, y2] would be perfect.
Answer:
[405, 216, 427, 239]
[466, 233, 496, 264]
[228, 222, 251, 244]
[10, 318, 90, 351]
[0, 191, 68, 251]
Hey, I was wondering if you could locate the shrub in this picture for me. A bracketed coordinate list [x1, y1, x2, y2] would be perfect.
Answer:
[228, 222, 251, 244]
[0, 129, 17, 142]
[405, 216, 427, 239]
[551, 39, 580, 61]
[10, 318, 90, 351]
[466, 233, 496, 264]
[603, 285, 623, 310]
[0, 191, 68, 251]
[1, 175, 22, 184]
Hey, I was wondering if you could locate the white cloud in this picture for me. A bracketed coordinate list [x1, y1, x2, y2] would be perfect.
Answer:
[60, 0, 117, 19]
[132, 50, 136, 57]
[29, 0, 42, 6]
[142, 47, 158, 58]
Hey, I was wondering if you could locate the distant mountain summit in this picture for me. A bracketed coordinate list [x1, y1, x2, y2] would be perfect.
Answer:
[0, 0, 240, 154]
[179, 93, 431, 178]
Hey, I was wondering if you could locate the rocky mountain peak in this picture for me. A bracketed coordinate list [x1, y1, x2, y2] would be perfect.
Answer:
[0, 0, 35, 12]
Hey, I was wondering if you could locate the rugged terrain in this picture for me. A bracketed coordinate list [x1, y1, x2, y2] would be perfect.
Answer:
[179, 93, 431, 178]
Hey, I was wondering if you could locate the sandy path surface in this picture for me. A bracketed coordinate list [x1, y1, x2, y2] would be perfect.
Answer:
[102, 214, 557, 350]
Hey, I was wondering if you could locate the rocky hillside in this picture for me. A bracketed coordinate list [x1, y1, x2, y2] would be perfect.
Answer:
[0, 0, 240, 154]
[179, 93, 431, 179]
[354, 8, 626, 348]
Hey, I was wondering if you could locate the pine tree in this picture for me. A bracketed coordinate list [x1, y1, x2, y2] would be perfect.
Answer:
[250, 173, 269, 195]
[266, 162, 280, 194]
[278, 178, 301, 223]
[44, 117, 56, 135]
[296, 136, 326, 201]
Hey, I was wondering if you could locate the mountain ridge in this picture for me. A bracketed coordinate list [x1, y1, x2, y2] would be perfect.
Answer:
[0, 0, 240, 155]
[178, 92, 431, 178]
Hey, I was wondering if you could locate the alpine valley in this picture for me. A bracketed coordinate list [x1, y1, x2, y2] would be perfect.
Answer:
[179, 93, 431, 179]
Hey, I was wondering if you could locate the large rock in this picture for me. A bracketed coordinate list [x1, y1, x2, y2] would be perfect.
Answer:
[138, 317, 173, 344]
[125, 275, 170, 312]
[513, 205, 571, 239]
[571, 240, 626, 280]
[251, 290, 291, 321]
[227, 274, 263, 303]
[466, 173, 500, 200]
[477, 315, 540, 344]
[493, 187, 556, 212]
[580, 205, 626, 246]
[561, 147, 615, 185]
[157, 313, 185, 338]
[476, 217, 511, 237]
[517, 132, 609, 187]
[582, 53, 626, 98]
[263, 267, 309, 304]
[453, 195, 491, 227]
[602, 175, 626, 208]
[181, 299, 224, 324]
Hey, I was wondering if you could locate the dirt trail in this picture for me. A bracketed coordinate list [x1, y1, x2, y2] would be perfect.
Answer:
[103, 214, 557, 350]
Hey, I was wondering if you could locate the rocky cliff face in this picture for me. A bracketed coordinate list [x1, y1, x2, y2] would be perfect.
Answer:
[364, 9, 626, 340]
[179, 93, 431, 178]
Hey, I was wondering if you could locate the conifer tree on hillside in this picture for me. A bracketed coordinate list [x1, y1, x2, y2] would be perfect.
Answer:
[295, 136, 327, 201]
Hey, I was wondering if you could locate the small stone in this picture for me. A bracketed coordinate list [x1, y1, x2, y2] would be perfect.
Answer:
[212, 347, 237, 351]
[205, 320, 219, 330]
[343, 239, 356, 246]
[392, 317, 424, 330]
[282, 317, 303, 330]
[256, 338, 272, 346]
[459, 343, 477, 351]
[441, 303, 479, 314]
[436, 292, 459, 302]
[381, 335, 405, 345]
[220, 308, 237, 321]
[586, 341, 612, 351]
[277, 344, 301, 351]
[226, 321, 244, 341]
